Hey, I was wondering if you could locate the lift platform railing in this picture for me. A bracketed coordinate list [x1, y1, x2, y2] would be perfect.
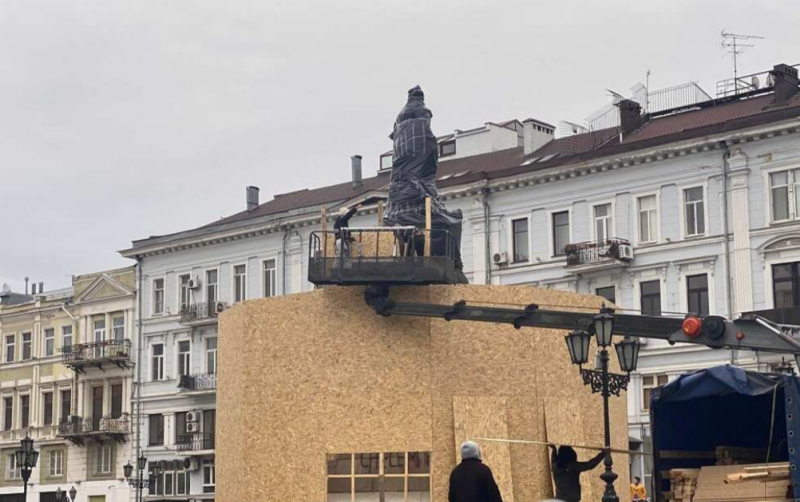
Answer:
[308, 227, 462, 285]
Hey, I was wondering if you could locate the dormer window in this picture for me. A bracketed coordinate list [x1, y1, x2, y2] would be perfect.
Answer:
[439, 140, 456, 157]
[380, 153, 393, 170]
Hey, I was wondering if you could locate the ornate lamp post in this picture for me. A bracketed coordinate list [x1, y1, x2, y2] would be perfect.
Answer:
[55, 487, 78, 502]
[564, 307, 641, 502]
[15, 434, 39, 501]
[69, 486, 78, 502]
[125, 453, 161, 502]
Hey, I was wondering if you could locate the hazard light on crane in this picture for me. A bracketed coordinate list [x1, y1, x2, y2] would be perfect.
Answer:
[683, 316, 702, 338]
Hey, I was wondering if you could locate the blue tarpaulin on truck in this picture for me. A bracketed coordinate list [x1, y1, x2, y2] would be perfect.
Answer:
[651, 365, 800, 502]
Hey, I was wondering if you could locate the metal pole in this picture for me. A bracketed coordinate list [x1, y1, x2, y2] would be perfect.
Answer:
[600, 348, 620, 502]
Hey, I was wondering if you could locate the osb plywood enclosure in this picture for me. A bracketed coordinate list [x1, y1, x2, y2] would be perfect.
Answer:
[217, 285, 629, 502]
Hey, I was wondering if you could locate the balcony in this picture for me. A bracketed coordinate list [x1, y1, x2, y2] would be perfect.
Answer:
[57, 415, 130, 445]
[61, 339, 132, 373]
[180, 302, 220, 326]
[178, 373, 218, 393]
[177, 432, 215, 453]
[564, 238, 634, 274]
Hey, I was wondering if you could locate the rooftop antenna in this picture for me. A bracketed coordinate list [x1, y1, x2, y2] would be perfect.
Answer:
[645, 70, 651, 114]
[721, 30, 764, 94]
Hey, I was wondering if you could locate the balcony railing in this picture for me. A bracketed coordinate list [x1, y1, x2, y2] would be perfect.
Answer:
[565, 238, 633, 267]
[61, 339, 131, 371]
[57, 415, 130, 445]
[178, 373, 218, 392]
[177, 432, 215, 452]
[180, 302, 219, 324]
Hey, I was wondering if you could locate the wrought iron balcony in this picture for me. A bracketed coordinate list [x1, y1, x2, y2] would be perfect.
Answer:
[180, 302, 219, 325]
[61, 339, 132, 372]
[564, 238, 633, 271]
[57, 415, 130, 445]
[178, 373, 218, 392]
[177, 432, 215, 452]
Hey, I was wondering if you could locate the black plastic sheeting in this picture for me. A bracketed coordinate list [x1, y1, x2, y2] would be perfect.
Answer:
[385, 86, 466, 282]
[650, 365, 800, 502]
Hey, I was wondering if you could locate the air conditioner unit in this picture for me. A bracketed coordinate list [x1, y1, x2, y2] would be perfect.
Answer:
[493, 252, 509, 265]
[187, 277, 201, 290]
[618, 244, 634, 261]
[183, 457, 200, 471]
[214, 301, 227, 315]
[186, 422, 200, 433]
[186, 411, 199, 423]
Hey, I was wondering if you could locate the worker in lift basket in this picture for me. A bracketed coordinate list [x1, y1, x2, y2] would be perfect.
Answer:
[333, 204, 361, 257]
[448, 441, 503, 502]
[631, 476, 647, 501]
[549, 445, 607, 502]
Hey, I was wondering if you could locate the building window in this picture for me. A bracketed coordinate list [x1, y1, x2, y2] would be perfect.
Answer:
[768, 169, 800, 222]
[3, 397, 12, 431]
[178, 341, 191, 377]
[94, 319, 106, 343]
[638, 195, 658, 244]
[20, 395, 29, 429]
[206, 270, 218, 305]
[179, 274, 191, 311]
[149, 414, 165, 446]
[203, 409, 216, 438]
[773, 262, 800, 308]
[380, 153, 393, 170]
[640, 280, 661, 316]
[92, 387, 103, 430]
[203, 459, 216, 493]
[594, 203, 612, 241]
[439, 140, 456, 157]
[43, 392, 53, 426]
[60, 390, 72, 423]
[61, 326, 72, 349]
[7, 452, 20, 480]
[151, 344, 165, 381]
[21, 332, 32, 361]
[234, 264, 247, 303]
[643, 374, 669, 410]
[684, 187, 705, 237]
[4, 335, 13, 363]
[153, 278, 165, 315]
[112, 316, 124, 340]
[111, 384, 123, 419]
[48, 450, 64, 477]
[95, 444, 113, 475]
[44, 328, 55, 357]
[326, 452, 431, 502]
[552, 211, 570, 257]
[687, 274, 709, 316]
[512, 218, 529, 263]
[596, 286, 616, 305]
[206, 338, 218, 375]
[175, 412, 188, 443]
[263, 260, 277, 298]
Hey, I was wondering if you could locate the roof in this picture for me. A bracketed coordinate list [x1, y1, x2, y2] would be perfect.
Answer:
[129, 87, 800, 250]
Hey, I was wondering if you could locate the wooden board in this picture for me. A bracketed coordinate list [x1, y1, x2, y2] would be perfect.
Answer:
[453, 396, 515, 502]
[693, 465, 789, 502]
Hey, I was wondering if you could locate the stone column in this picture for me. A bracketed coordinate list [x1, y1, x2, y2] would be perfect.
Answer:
[728, 150, 753, 315]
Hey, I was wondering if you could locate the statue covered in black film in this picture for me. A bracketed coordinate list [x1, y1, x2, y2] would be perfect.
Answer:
[385, 86, 467, 283]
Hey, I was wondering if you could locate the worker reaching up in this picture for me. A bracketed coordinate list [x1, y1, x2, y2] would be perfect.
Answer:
[448, 441, 503, 502]
[549, 444, 607, 502]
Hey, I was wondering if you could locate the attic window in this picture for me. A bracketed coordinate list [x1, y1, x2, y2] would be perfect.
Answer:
[439, 140, 456, 157]
[522, 157, 540, 166]
[537, 154, 559, 163]
[380, 153, 393, 170]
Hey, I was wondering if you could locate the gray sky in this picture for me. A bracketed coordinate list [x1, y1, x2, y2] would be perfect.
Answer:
[2, 0, 799, 292]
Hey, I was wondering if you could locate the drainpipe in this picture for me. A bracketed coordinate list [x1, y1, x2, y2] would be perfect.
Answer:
[720, 141, 735, 365]
[482, 188, 492, 285]
[135, 256, 144, 502]
[282, 227, 289, 295]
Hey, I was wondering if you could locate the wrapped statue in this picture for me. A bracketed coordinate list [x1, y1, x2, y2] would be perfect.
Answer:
[385, 86, 466, 281]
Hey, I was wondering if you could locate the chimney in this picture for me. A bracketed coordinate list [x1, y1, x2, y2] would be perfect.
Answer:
[31, 283, 37, 295]
[246, 186, 260, 211]
[522, 119, 554, 155]
[39, 282, 44, 294]
[24, 277, 29, 295]
[616, 99, 643, 136]
[351, 155, 363, 188]
[770, 64, 799, 105]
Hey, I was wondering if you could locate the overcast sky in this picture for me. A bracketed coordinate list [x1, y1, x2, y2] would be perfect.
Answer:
[2, 0, 798, 292]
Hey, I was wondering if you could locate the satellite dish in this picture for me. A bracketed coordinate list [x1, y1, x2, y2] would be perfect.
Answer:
[767, 73, 776, 87]
[752, 75, 760, 90]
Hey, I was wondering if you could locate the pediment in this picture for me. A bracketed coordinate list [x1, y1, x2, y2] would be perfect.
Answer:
[74, 274, 133, 303]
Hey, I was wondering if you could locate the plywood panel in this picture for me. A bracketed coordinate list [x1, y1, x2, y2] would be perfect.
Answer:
[453, 396, 515, 502]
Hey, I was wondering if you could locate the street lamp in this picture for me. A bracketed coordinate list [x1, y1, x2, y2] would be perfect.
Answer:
[564, 307, 641, 502]
[15, 434, 39, 501]
[55, 487, 63, 502]
[125, 453, 162, 502]
[69, 486, 77, 502]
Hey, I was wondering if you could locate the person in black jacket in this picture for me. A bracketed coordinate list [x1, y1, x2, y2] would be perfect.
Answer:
[333, 204, 361, 257]
[549, 445, 607, 502]
[448, 441, 503, 502]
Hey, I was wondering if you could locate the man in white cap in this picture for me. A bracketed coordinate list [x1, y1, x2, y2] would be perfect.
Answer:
[448, 441, 503, 502]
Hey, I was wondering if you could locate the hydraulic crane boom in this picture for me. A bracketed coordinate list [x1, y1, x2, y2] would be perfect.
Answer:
[364, 286, 800, 358]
